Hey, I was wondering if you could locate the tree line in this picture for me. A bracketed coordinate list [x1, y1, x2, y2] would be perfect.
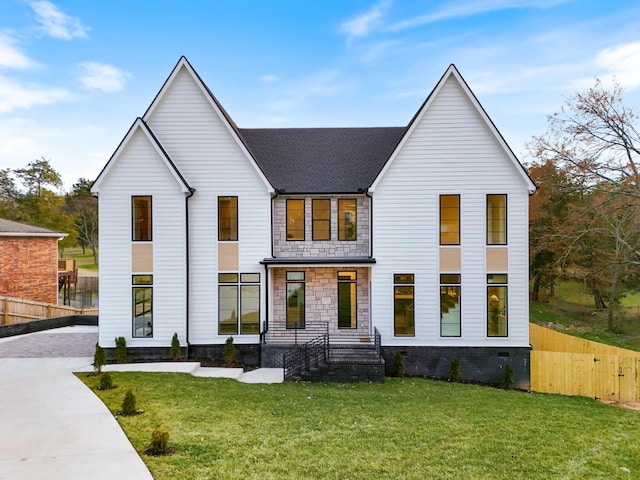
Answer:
[528, 78, 640, 332]
[0, 157, 98, 264]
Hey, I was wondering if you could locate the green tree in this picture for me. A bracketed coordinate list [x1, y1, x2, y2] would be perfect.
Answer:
[66, 178, 98, 263]
[529, 79, 640, 330]
[13, 158, 77, 248]
[0, 169, 20, 220]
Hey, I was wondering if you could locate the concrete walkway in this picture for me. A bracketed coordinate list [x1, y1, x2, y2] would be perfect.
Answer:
[0, 325, 283, 480]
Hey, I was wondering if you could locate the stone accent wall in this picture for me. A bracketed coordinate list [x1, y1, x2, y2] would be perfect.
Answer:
[0, 236, 59, 304]
[273, 195, 370, 257]
[271, 267, 371, 337]
[381, 346, 531, 390]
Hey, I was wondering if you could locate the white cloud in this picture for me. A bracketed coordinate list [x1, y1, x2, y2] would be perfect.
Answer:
[260, 74, 279, 83]
[594, 41, 640, 90]
[0, 74, 72, 113]
[29, 1, 89, 40]
[267, 70, 345, 112]
[78, 62, 130, 92]
[0, 33, 40, 70]
[387, 0, 569, 32]
[340, 0, 392, 39]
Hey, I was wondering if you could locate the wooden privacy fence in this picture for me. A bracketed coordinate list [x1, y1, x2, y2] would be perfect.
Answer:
[530, 323, 640, 402]
[0, 296, 98, 325]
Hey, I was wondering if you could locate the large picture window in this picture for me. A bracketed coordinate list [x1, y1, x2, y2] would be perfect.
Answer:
[487, 194, 507, 245]
[286, 271, 305, 328]
[218, 196, 238, 241]
[218, 273, 260, 335]
[440, 274, 461, 337]
[132, 196, 152, 241]
[312, 199, 331, 241]
[338, 271, 357, 329]
[440, 194, 460, 245]
[487, 274, 508, 337]
[338, 199, 356, 241]
[394, 274, 414, 336]
[132, 275, 153, 337]
[287, 199, 305, 241]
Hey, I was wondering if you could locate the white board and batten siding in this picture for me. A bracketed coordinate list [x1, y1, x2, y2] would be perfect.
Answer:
[96, 128, 187, 348]
[371, 75, 532, 348]
[144, 65, 272, 345]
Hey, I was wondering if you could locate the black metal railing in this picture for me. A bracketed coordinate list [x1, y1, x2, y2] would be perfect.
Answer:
[281, 325, 383, 381]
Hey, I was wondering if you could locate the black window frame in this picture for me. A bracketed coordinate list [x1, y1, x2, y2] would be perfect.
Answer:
[337, 271, 357, 329]
[286, 271, 305, 329]
[218, 196, 238, 241]
[486, 194, 507, 245]
[439, 194, 460, 245]
[440, 274, 461, 337]
[132, 274, 153, 338]
[312, 199, 331, 241]
[338, 198, 357, 241]
[393, 273, 415, 337]
[487, 274, 508, 337]
[286, 199, 305, 241]
[131, 196, 152, 242]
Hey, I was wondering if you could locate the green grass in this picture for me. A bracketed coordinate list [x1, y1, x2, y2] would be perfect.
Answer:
[80, 373, 640, 480]
[530, 280, 640, 352]
[61, 246, 98, 270]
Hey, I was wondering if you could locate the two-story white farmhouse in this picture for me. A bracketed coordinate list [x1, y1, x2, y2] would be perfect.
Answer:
[92, 57, 535, 386]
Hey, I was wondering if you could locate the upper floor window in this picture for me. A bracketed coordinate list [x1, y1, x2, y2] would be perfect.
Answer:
[338, 199, 356, 241]
[287, 199, 305, 241]
[132, 196, 152, 241]
[218, 196, 238, 241]
[312, 199, 331, 241]
[440, 194, 460, 245]
[487, 194, 507, 245]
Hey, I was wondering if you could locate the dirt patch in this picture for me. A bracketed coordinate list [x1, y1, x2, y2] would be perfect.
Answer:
[598, 400, 640, 411]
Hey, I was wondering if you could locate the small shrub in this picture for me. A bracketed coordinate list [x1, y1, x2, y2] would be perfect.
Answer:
[170, 333, 181, 361]
[93, 343, 106, 374]
[500, 364, 515, 390]
[114, 336, 127, 363]
[147, 426, 170, 455]
[99, 372, 114, 390]
[121, 389, 138, 415]
[393, 351, 405, 377]
[448, 357, 461, 383]
[223, 336, 236, 364]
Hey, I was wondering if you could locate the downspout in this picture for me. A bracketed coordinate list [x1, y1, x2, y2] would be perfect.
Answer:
[365, 189, 373, 258]
[185, 187, 195, 358]
[264, 189, 279, 341]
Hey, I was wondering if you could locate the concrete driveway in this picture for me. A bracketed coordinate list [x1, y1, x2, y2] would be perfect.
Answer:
[0, 326, 153, 480]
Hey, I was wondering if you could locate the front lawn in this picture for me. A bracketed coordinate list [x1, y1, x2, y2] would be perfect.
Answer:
[81, 373, 640, 479]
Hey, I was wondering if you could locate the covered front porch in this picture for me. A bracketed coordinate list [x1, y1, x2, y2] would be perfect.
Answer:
[261, 263, 374, 345]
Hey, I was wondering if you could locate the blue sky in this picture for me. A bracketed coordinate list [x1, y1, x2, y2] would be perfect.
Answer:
[1, 0, 639, 189]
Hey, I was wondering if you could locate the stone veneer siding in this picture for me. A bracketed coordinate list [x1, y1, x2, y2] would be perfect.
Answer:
[273, 195, 370, 257]
[271, 267, 371, 337]
[0, 236, 59, 304]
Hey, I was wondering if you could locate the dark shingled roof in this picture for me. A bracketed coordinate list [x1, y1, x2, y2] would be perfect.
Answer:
[239, 127, 407, 193]
[0, 218, 66, 236]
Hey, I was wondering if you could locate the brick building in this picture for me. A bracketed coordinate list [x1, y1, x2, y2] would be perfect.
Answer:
[0, 219, 67, 304]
